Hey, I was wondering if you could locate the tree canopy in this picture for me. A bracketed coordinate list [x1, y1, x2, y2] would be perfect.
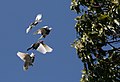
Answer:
[70, 0, 120, 82]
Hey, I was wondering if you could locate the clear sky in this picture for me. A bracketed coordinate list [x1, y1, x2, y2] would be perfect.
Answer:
[0, 0, 83, 82]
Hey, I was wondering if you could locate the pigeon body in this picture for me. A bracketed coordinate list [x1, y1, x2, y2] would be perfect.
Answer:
[26, 14, 42, 33]
[17, 52, 35, 71]
[34, 26, 52, 39]
[27, 40, 53, 54]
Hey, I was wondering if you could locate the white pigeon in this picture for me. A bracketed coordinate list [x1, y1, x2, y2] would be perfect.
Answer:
[26, 14, 42, 33]
[17, 52, 35, 71]
[33, 26, 52, 40]
[27, 40, 53, 54]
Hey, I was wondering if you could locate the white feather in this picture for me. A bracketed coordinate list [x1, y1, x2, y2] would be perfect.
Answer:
[35, 14, 42, 22]
[37, 30, 42, 34]
[30, 53, 35, 57]
[34, 29, 42, 34]
[42, 26, 48, 28]
[17, 52, 27, 62]
[37, 43, 47, 54]
[26, 26, 31, 33]
[43, 44, 53, 52]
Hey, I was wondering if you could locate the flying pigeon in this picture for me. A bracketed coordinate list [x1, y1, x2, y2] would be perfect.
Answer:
[26, 14, 42, 33]
[33, 26, 52, 40]
[27, 40, 53, 54]
[17, 52, 35, 71]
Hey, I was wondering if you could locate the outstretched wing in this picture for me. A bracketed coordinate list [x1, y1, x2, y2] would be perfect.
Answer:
[35, 14, 42, 22]
[30, 53, 35, 57]
[43, 44, 53, 52]
[26, 23, 34, 33]
[37, 43, 47, 54]
[26, 27, 31, 33]
[33, 29, 42, 35]
[42, 26, 49, 29]
[17, 52, 27, 62]
[33, 26, 49, 35]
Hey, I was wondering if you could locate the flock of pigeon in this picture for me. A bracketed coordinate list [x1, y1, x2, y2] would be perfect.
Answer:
[17, 14, 53, 71]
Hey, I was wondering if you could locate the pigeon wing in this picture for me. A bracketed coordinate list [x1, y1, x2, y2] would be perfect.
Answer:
[43, 44, 53, 52]
[30, 53, 35, 63]
[33, 29, 42, 35]
[35, 14, 42, 22]
[37, 43, 47, 54]
[17, 52, 27, 62]
[26, 25, 33, 33]
[30, 53, 35, 57]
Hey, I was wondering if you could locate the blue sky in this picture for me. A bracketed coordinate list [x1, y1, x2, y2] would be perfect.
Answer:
[0, 0, 83, 82]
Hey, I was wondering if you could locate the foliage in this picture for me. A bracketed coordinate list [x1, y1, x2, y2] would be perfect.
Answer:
[70, 0, 120, 82]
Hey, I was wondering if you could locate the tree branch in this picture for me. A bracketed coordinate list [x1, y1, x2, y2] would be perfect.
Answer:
[107, 40, 120, 43]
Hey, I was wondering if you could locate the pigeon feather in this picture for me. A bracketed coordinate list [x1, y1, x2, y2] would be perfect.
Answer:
[37, 43, 47, 54]
[43, 44, 53, 52]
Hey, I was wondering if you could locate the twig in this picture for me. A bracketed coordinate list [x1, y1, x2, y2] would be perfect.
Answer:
[107, 40, 120, 43]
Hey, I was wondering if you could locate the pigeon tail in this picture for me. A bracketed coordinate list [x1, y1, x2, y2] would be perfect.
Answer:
[23, 66, 28, 71]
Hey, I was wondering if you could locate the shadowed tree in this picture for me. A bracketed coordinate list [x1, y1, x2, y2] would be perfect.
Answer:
[70, 0, 120, 82]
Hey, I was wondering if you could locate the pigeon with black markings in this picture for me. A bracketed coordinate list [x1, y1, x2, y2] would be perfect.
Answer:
[17, 52, 35, 71]
[33, 26, 52, 40]
[26, 14, 42, 33]
[27, 40, 53, 54]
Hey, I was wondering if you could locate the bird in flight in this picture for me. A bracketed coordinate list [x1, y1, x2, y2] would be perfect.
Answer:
[17, 52, 35, 71]
[26, 14, 42, 33]
[27, 40, 53, 54]
[34, 26, 52, 40]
